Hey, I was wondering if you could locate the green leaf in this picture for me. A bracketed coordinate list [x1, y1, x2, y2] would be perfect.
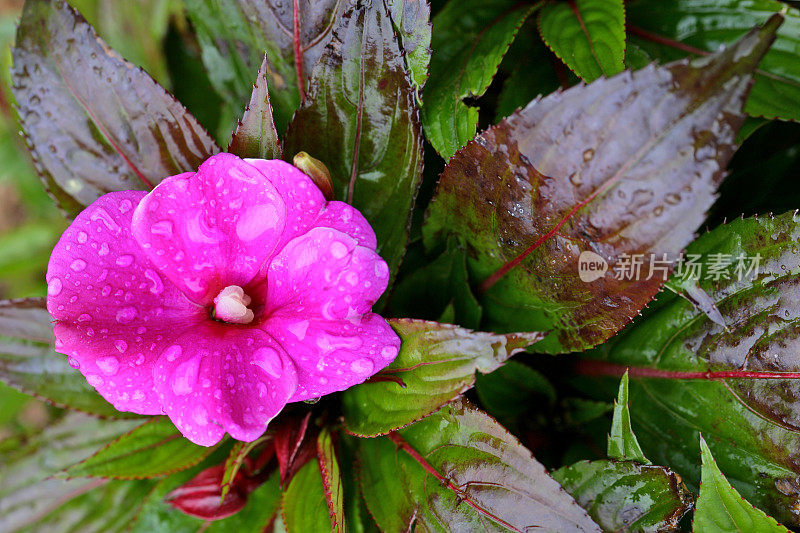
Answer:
[0, 298, 129, 417]
[389, 238, 481, 329]
[342, 319, 542, 436]
[183, 0, 347, 133]
[627, 0, 800, 122]
[282, 460, 332, 533]
[12, 0, 219, 216]
[65, 417, 215, 479]
[358, 399, 601, 531]
[608, 371, 649, 464]
[317, 427, 345, 532]
[538, 0, 626, 82]
[424, 17, 780, 353]
[553, 459, 692, 532]
[0, 413, 140, 532]
[228, 56, 281, 160]
[219, 439, 263, 503]
[694, 436, 788, 532]
[475, 360, 555, 427]
[580, 211, 800, 525]
[386, 0, 432, 95]
[421, 0, 534, 159]
[283, 1, 424, 286]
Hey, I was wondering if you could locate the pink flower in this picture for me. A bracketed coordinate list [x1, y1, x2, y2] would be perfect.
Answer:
[46, 153, 400, 446]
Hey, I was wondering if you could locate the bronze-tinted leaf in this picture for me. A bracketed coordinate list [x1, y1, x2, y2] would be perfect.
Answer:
[424, 16, 781, 353]
[228, 56, 281, 160]
[284, 1, 424, 284]
[12, 0, 219, 216]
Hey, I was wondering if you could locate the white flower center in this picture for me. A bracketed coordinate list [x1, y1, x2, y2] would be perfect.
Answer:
[213, 285, 254, 324]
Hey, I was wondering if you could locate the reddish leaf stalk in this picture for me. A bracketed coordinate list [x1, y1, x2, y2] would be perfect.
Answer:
[626, 24, 709, 57]
[387, 432, 522, 532]
[575, 359, 800, 380]
[293, 0, 306, 103]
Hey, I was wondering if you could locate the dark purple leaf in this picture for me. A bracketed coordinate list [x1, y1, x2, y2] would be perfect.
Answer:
[424, 15, 781, 353]
[284, 0, 424, 284]
[12, 0, 219, 216]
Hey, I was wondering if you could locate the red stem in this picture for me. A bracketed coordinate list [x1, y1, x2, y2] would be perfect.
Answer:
[626, 24, 710, 57]
[387, 432, 522, 532]
[575, 359, 800, 380]
[293, 0, 306, 103]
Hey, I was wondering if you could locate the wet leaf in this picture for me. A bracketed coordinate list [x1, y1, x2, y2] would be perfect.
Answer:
[608, 371, 649, 464]
[341, 319, 542, 437]
[317, 427, 346, 532]
[0, 298, 130, 417]
[424, 17, 780, 353]
[421, 0, 534, 159]
[183, 0, 348, 132]
[281, 460, 332, 533]
[389, 238, 481, 328]
[694, 436, 788, 532]
[627, 0, 800, 122]
[358, 398, 601, 532]
[228, 56, 281, 160]
[580, 210, 800, 525]
[538, 0, 626, 82]
[553, 460, 692, 532]
[385, 0, 432, 95]
[12, 0, 219, 216]
[65, 416, 216, 480]
[284, 1, 424, 285]
[0, 413, 140, 532]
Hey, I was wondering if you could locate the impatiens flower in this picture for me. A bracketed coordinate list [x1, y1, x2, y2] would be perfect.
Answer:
[46, 153, 400, 446]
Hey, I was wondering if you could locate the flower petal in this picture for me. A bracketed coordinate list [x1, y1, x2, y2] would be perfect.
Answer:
[46, 191, 205, 415]
[266, 227, 389, 321]
[243, 159, 376, 249]
[131, 153, 286, 304]
[153, 324, 297, 446]
[265, 313, 400, 402]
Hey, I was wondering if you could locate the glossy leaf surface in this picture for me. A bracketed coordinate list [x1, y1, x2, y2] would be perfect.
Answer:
[12, 0, 219, 216]
[282, 460, 332, 533]
[386, 0, 431, 94]
[538, 0, 626, 82]
[421, 0, 534, 159]
[694, 436, 788, 532]
[424, 17, 779, 352]
[553, 460, 692, 532]
[228, 56, 281, 160]
[582, 211, 800, 525]
[284, 1, 424, 283]
[0, 298, 127, 417]
[608, 372, 649, 464]
[0, 413, 140, 532]
[342, 319, 542, 436]
[65, 417, 215, 480]
[358, 399, 601, 532]
[627, 0, 800, 122]
[183, 0, 348, 132]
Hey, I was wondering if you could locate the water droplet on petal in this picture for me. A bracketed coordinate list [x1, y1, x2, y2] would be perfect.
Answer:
[70, 259, 87, 272]
[132, 390, 145, 401]
[116, 306, 137, 324]
[381, 345, 399, 359]
[192, 405, 208, 425]
[47, 278, 63, 296]
[287, 320, 309, 340]
[236, 204, 279, 241]
[172, 357, 200, 396]
[114, 340, 128, 353]
[96, 355, 120, 375]
[99, 242, 110, 256]
[150, 220, 173, 237]
[67, 356, 80, 369]
[90, 208, 121, 234]
[116, 255, 134, 267]
[330, 241, 348, 259]
[77, 231, 88, 244]
[163, 345, 182, 362]
[78, 313, 92, 322]
[251, 347, 283, 379]
[86, 374, 104, 387]
[118, 199, 133, 213]
[350, 358, 374, 375]
[374, 261, 389, 279]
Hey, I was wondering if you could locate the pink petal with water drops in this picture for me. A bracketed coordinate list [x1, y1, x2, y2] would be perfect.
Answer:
[266, 227, 390, 322]
[153, 324, 298, 446]
[46, 191, 205, 414]
[266, 313, 399, 402]
[131, 153, 287, 305]
[243, 158, 326, 249]
[310, 201, 377, 249]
